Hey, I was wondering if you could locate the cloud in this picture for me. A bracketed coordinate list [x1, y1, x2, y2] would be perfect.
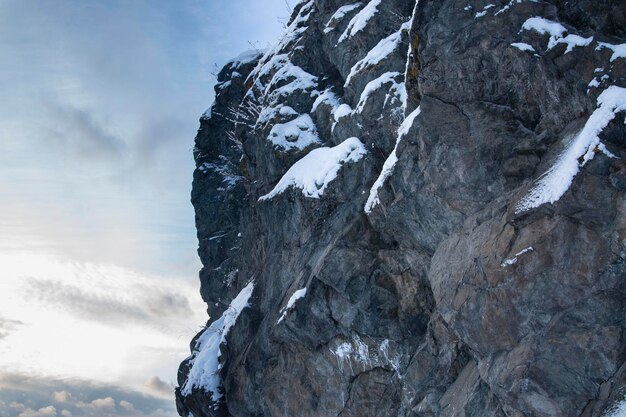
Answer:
[24, 277, 194, 330]
[0, 373, 175, 417]
[26, 279, 152, 326]
[144, 377, 172, 398]
[42, 100, 126, 163]
[17, 258, 200, 334]
[51, 392, 71, 403]
[75, 397, 118, 415]
[17, 406, 57, 417]
[119, 400, 135, 412]
[0, 317, 23, 340]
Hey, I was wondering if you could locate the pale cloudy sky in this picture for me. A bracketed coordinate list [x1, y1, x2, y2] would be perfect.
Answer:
[0, 1, 293, 415]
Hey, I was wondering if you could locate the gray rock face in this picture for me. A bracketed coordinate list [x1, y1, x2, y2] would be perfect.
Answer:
[176, 1, 626, 416]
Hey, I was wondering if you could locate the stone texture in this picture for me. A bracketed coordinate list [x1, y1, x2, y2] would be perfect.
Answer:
[177, 1, 626, 416]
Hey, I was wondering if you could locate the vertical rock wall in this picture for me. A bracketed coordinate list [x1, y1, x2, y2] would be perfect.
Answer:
[177, 1, 626, 416]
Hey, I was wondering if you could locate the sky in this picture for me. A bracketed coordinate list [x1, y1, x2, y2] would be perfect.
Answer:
[0, 1, 294, 416]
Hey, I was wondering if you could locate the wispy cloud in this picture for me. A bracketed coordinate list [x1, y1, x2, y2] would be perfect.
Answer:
[0, 318, 23, 340]
[42, 100, 126, 162]
[23, 278, 194, 330]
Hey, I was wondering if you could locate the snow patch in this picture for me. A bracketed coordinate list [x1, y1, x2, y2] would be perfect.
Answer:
[331, 335, 370, 372]
[198, 156, 243, 190]
[227, 49, 264, 68]
[494, 0, 530, 16]
[216, 80, 231, 91]
[324, 3, 362, 33]
[516, 86, 626, 213]
[596, 42, 626, 62]
[260, 137, 367, 200]
[588, 78, 601, 89]
[521, 17, 567, 48]
[334, 104, 353, 122]
[379, 339, 401, 372]
[257, 104, 299, 126]
[265, 63, 318, 101]
[501, 247, 534, 267]
[511, 42, 535, 52]
[268, 114, 321, 151]
[355, 72, 403, 113]
[520, 17, 592, 53]
[338, 0, 382, 43]
[277, 287, 307, 324]
[311, 90, 353, 131]
[331, 336, 400, 374]
[557, 34, 593, 53]
[603, 395, 626, 417]
[345, 24, 407, 86]
[202, 105, 214, 120]
[365, 107, 421, 213]
[475, 4, 495, 18]
[181, 281, 255, 400]
[312, 89, 340, 113]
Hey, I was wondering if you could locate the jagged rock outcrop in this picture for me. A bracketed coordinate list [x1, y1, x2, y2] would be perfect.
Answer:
[176, 1, 626, 416]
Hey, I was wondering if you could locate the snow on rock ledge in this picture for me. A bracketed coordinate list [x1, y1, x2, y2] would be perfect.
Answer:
[277, 287, 307, 324]
[260, 137, 367, 200]
[181, 281, 255, 400]
[520, 17, 592, 53]
[324, 3, 362, 34]
[516, 86, 626, 213]
[345, 23, 408, 86]
[268, 114, 321, 151]
[355, 71, 406, 113]
[338, 0, 382, 43]
[365, 106, 421, 213]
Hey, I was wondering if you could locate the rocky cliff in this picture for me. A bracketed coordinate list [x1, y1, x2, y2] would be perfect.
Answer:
[176, 1, 626, 416]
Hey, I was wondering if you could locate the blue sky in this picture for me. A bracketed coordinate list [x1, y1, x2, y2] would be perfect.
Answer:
[0, 1, 294, 415]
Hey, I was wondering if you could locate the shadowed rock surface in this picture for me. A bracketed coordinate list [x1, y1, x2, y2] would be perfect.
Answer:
[176, 1, 626, 416]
